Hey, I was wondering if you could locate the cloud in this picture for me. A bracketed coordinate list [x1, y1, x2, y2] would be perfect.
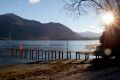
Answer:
[28, 0, 41, 4]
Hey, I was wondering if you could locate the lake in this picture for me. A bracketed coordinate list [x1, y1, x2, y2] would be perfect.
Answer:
[0, 40, 99, 66]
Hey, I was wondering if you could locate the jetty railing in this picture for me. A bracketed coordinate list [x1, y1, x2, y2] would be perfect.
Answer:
[10, 48, 100, 62]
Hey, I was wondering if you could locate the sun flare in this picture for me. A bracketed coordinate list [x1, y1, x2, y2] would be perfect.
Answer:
[102, 12, 114, 25]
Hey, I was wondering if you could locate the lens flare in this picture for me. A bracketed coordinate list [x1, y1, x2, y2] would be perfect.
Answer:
[102, 12, 114, 25]
[104, 48, 112, 56]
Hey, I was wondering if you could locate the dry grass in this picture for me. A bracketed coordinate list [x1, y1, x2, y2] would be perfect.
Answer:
[0, 62, 74, 80]
[0, 60, 120, 80]
[0, 60, 119, 80]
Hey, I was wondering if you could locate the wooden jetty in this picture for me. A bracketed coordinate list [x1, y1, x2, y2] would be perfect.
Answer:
[10, 48, 101, 62]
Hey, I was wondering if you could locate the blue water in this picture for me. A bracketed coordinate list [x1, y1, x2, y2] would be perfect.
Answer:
[0, 40, 99, 66]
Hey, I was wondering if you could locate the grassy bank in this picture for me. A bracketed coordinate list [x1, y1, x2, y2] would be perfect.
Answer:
[0, 59, 120, 80]
[0, 60, 89, 80]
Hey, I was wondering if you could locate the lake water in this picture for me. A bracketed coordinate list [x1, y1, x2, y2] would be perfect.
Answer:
[0, 40, 99, 66]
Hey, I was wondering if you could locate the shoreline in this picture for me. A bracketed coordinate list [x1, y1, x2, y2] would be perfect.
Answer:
[0, 59, 91, 80]
[0, 59, 120, 80]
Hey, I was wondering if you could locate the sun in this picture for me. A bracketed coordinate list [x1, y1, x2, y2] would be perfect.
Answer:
[102, 12, 114, 25]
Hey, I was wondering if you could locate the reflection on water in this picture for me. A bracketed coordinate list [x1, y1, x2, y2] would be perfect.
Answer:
[0, 40, 99, 51]
[0, 40, 99, 66]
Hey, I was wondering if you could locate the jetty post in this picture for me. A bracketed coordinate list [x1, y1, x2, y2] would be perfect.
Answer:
[78, 52, 80, 59]
[76, 52, 78, 60]
[62, 51, 64, 59]
[51, 50, 54, 60]
[55, 50, 57, 60]
[37, 50, 40, 60]
[58, 51, 61, 60]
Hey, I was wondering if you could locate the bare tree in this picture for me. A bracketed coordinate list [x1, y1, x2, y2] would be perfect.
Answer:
[64, 0, 120, 15]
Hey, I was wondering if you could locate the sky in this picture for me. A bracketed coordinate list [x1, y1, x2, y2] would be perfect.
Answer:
[0, 0, 104, 33]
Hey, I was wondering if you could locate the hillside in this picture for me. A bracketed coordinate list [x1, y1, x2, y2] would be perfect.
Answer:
[0, 13, 83, 40]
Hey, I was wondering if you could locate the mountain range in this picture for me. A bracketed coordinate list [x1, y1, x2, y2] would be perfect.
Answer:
[0, 13, 101, 40]
[79, 31, 101, 40]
